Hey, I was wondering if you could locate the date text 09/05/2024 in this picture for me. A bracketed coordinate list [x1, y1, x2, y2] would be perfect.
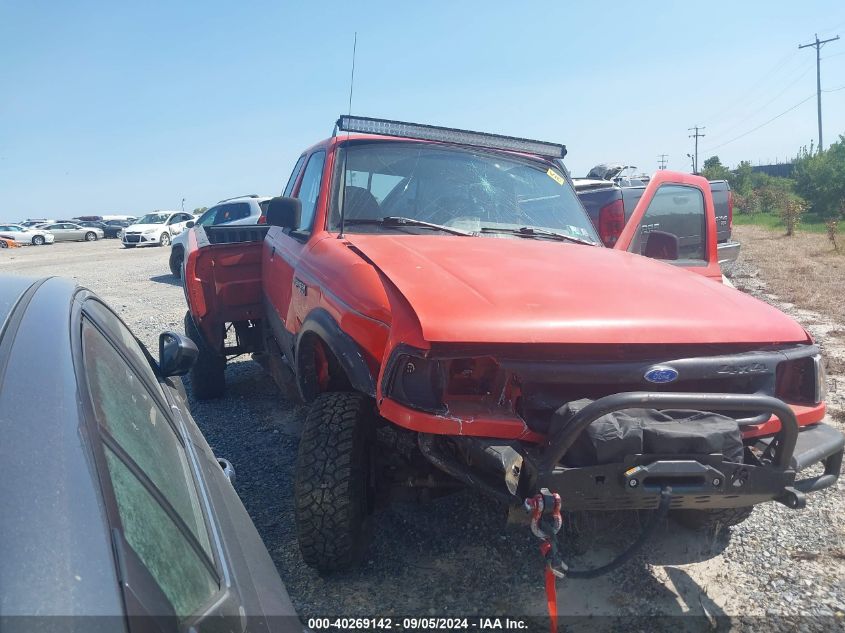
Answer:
[306, 617, 529, 630]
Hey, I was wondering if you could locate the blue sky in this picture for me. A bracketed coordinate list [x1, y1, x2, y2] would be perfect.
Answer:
[1, 1, 844, 221]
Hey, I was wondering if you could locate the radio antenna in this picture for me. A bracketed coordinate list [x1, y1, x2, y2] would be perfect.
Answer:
[338, 31, 357, 239]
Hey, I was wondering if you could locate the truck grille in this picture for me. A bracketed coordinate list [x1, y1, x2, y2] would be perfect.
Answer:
[497, 346, 812, 433]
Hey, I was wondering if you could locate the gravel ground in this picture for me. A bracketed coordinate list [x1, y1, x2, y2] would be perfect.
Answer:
[2, 240, 843, 632]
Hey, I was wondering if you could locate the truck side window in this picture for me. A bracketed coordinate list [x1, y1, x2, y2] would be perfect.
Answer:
[284, 155, 307, 197]
[294, 151, 326, 232]
[629, 184, 706, 263]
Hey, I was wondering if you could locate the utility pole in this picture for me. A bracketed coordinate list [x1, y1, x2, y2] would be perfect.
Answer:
[799, 33, 839, 152]
[657, 154, 668, 170]
[181, 197, 186, 214]
[688, 127, 705, 173]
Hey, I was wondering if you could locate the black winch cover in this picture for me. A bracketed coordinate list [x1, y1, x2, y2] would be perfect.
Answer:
[555, 399, 745, 467]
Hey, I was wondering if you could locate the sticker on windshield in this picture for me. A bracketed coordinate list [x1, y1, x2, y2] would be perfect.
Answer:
[546, 168, 564, 186]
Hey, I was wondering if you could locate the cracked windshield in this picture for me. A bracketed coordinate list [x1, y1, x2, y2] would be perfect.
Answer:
[335, 142, 600, 243]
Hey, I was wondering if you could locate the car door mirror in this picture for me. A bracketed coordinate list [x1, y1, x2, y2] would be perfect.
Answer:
[158, 331, 198, 377]
[642, 230, 680, 260]
[265, 196, 301, 229]
[186, 220, 195, 228]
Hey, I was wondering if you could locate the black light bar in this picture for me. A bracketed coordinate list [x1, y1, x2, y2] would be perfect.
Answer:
[336, 115, 567, 159]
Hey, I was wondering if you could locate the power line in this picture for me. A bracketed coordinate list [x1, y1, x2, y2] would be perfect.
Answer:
[705, 61, 814, 142]
[701, 93, 815, 152]
[799, 32, 840, 150]
[698, 48, 801, 125]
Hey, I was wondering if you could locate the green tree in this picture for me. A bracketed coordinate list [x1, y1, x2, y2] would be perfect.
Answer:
[729, 161, 754, 197]
[793, 135, 845, 219]
[701, 156, 731, 181]
[192, 207, 208, 215]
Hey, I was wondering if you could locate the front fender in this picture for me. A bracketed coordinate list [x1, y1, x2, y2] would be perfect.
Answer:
[295, 308, 376, 401]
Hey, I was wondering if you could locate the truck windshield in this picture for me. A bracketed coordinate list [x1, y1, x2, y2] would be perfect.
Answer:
[330, 141, 600, 244]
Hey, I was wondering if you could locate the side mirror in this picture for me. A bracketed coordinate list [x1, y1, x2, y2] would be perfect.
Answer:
[265, 196, 302, 229]
[186, 220, 195, 228]
[159, 331, 198, 377]
[642, 230, 680, 260]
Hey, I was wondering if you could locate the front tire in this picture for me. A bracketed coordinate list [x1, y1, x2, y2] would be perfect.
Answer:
[85, 231, 97, 241]
[295, 392, 374, 571]
[32, 235, 45, 246]
[672, 506, 754, 531]
[160, 232, 171, 247]
[0, 241, 7, 249]
[183, 311, 226, 399]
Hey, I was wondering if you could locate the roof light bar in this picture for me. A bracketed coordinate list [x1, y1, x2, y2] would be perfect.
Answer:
[337, 115, 567, 159]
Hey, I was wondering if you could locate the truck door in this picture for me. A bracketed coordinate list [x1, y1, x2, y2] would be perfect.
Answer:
[263, 150, 326, 347]
[614, 170, 721, 281]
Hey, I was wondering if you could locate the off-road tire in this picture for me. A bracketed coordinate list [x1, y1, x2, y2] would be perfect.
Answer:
[672, 506, 754, 531]
[160, 232, 171, 247]
[85, 231, 97, 241]
[183, 311, 226, 400]
[32, 235, 45, 246]
[295, 392, 374, 572]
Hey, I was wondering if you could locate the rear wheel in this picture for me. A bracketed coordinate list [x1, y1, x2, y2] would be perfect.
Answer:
[85, 231, 97, 241]
[0, 240, 7, 249]
[183, 311, 226, 399]
[160, 232, 171, 247]
[672, 506, 754, 531]
[169, 247, 184, 279]
[295, 392, 374, 571]
[32, 235, 45, 246]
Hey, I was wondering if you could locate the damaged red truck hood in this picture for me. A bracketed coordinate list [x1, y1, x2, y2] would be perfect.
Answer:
[346, 234, 809, 346]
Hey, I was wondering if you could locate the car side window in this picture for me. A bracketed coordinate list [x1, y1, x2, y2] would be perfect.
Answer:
[196, 207, 220, 227]
[81, 319, 218, 616]
[293, 151, 326, 232]
[284, 154, 307, 197]
[629, 184, 707, 262]
[216, 203, 250, 224]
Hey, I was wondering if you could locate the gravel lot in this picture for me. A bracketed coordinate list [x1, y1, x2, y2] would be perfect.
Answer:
[2, 239, 843, 632]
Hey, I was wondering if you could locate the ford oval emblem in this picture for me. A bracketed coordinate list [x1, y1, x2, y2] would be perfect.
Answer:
[644, 366, 679, 384]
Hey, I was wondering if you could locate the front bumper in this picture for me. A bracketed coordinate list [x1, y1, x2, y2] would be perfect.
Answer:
[123, 232, 161, 246]
[420, 392, 843, 511]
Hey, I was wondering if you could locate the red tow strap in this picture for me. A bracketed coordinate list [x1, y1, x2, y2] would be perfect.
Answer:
[543, 548, 558, 633]
[525, 490, 564, 633]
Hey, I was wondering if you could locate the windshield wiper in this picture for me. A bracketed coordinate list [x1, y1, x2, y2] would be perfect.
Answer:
[481, 226, 597, 246]
[344, 216, 475, 237]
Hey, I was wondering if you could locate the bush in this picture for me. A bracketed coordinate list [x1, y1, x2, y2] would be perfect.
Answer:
[781, 197, 807, 236]
[826, 219, 839, 251]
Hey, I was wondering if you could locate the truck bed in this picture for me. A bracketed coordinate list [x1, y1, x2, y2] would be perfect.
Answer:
[183, 225, 269, 349]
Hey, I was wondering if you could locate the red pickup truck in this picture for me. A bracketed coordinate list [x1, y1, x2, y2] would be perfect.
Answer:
[182, 116, 842, 572]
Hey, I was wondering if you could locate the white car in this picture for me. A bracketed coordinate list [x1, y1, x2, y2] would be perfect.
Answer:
[122, 211, 195, 248]
[0, 224, 55, 246]
[168, 195, 270, 277]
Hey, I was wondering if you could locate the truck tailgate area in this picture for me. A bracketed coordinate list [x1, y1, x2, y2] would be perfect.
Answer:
[185, 225, 269, 340]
